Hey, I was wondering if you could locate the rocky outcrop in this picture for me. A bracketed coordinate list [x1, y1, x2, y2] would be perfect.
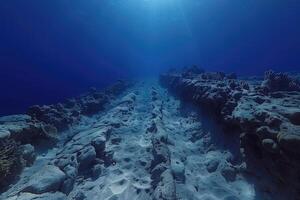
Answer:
[0, 115, 57, 144]
[47, 91, 138, 198]
[0, 115, 56, 190]
[27, 80, 131, 131]
[261, 70, 300, 93]
[0, 80, 132, 192]
[149, 88, 176, 200]
[160, 67, 300, 198]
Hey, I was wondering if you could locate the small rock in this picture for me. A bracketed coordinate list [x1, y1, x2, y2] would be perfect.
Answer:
[288, 111, 300, 125]
[91, 137, 106, 156]
[147, 121, 157, 133]
[278, 133, 300, 154]
[254, 96, 265, 104]
[171, 159, 185, 183]
[77, 146, 96, 170]
[73, 191, 87, 200]
[61, 178, 75, 194]
[111, 137, 122, 145]
[262, 139, 279, 153]
[206, 159, 219, 173]
[153, 169, 176, 200]
[63, 164, 78, 179]
[0, 129, 10, 139]
[92, 164, 103, 179]
[20, 144, 36, 166]
[221, 165, 236, 182]
[256, 126, 277, 140]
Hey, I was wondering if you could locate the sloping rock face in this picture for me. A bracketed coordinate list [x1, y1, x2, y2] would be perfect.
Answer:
[160, 67, 300, 198]
[0, 80, 132, 191]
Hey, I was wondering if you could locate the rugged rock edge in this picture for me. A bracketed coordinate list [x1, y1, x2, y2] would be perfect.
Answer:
[160, 67, 300, 198]
[0, 80, 132, 191]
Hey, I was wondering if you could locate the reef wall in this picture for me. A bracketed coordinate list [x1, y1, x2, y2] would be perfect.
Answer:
[160, 67, 300, 197]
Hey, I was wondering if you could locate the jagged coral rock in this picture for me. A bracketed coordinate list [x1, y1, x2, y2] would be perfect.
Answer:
[0, 114, 57, 144]
[261, 70, 300, 92]
[0, 115, 57, 189]
[0, 138, 22, 190]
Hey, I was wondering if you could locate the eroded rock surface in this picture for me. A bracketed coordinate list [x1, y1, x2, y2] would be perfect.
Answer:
[0, 80, 131, 192]
[160, 66, 300, 199]
[1, 73, 299, 199]
[1, 80, 265, 200]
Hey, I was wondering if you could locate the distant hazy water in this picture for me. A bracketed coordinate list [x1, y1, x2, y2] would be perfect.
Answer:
[0, 0, 300, 115]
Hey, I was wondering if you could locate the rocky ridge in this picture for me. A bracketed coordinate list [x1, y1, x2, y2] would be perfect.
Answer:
[160, 67, 300, 198]
[0, 80, 131, 191]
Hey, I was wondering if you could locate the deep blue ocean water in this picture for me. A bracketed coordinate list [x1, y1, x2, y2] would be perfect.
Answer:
[0, 0, 300, 115]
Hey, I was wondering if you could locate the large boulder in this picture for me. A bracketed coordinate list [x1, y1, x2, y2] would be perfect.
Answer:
[277, 132, 300, 154]
[23, 165, 66, 194]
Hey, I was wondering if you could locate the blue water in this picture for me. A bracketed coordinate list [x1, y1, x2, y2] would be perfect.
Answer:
[0, 0, 300, 115]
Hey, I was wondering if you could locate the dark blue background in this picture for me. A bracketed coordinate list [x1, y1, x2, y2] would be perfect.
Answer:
[0, 0, 300, 115]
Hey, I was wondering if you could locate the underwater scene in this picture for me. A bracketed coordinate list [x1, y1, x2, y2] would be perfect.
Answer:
[0, 0, 300, 200]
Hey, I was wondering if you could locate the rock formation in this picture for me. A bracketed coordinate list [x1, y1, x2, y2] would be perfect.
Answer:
[0, 80, 131, 192]
[1, 70, 300, 199]
[160, 66, 300, 198]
